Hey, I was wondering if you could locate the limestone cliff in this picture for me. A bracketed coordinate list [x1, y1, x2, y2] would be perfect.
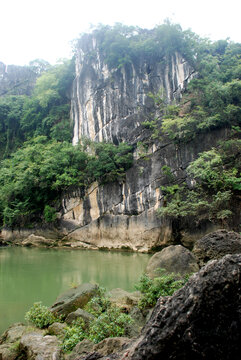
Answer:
[59, 36, 223, 252]
[71, 34, 196, 145]
[0, 62, 37, 96]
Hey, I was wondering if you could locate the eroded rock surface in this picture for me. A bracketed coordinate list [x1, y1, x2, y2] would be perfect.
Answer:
[20, 333, 63, 360]
[50, 283, 99, 317]
[65, 308, 95, 326]
[146, 245, 199, 277]
[193, 229, 241, 266]
[107, 289, 141, 312]
[126, 254, 241, 360]
[22, 234, 56, 247]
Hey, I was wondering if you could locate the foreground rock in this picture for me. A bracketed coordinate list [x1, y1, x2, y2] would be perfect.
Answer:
[0, 323, 26, 360]
[50, 283, 99, 317]
[193, 229, 241, 266]
[68, 337, 130, 360]
[108, 288, 141, 312]
[20, 333, 63, 359]
[65, 308, 95, 326]
[146, 245, 199, 278]
[126, 254, 241, 360]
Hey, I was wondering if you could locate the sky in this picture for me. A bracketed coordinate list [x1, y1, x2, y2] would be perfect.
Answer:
[0, 0, 240, 66]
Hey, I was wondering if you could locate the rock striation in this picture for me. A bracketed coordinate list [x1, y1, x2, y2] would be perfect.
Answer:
[0, 61, 37, 96]
[71, 34, 196, 145]
[57, 35, 230, 251]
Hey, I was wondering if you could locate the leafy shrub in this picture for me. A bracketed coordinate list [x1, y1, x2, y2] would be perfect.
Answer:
[135, 270, 188, 309]
[88, 306, 132, 343]
[25, 302, 58, 328]
[84, 287, 110, 317]
[61, 288, 133, 352]
[62, 320, 86, 352]
[43, 205, 57, 223]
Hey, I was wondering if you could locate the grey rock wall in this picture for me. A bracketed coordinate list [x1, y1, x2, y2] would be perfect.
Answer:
[0, 61, 37, 96]
[71, 35, 196, 145]
[59, 37, 228, 251]
[60, 129, 226, 251]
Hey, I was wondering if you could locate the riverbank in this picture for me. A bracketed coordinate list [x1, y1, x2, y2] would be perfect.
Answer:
[0, 247, 150, 334]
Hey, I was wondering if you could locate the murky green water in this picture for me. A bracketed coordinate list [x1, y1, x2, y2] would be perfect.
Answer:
[0, 247, 150, 334]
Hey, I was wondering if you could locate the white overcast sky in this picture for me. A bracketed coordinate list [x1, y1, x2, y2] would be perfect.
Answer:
[0, 0, 240, 66]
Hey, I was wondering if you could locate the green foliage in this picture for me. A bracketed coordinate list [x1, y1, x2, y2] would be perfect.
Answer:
[0, 138, 133, 227]
[84, 287, 110, 317]
[62, 320, 86, 352]
[25, 302, 58, 328]
[158, 133, 241, 224]
[0, 95, 27, 158]
[61, 288, 133, 352]
[0, 59, 74, 161]
[76, 20, 199, 70]
[135, 270, 188, 309]
[86, 142, 133, 184]
[139, 38, 241, 144]
[88, 306, 132, 344]
[44, 205, 57, 223]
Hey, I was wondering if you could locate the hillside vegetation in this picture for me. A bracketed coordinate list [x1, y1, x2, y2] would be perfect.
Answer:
[0, 22, 240, 229]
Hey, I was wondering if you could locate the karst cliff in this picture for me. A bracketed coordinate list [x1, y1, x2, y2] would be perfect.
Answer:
[1, 29, 240, 251]
[57, 35, 224, 251]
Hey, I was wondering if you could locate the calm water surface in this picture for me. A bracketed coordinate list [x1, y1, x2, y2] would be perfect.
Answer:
[0, 247, 150, 334]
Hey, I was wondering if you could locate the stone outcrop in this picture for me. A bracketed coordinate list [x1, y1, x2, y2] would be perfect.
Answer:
[50, 283, 99, 317]
[193, 229, 241, 266]
[125, 254, 241, 360]
[0, 61, 37, 96]
[20, 333, 63, 360]
[71, 34, 196, 145]
[21, 234, 56, 247]
[107, 288, 141, 312]
[146, 245, 199, 277]
[60, 129, 226, 252]
[54, 34, 233, 252]
[69, 337, 130, 360]
[65, 308, 95, 326]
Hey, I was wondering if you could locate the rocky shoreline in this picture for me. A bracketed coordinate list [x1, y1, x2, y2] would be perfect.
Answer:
[1, 229, 241, 359]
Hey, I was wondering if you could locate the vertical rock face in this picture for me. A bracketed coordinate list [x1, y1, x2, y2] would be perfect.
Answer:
[71, 35, 196, 145]
[60, 129, 225, 251]
[0, 61, 37, 96]
[61, 38, 230, 251]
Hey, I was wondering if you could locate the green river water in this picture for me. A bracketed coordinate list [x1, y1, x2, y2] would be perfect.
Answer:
[0, 247, 150, 334]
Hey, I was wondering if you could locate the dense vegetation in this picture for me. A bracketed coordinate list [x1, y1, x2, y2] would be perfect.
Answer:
[75, 20, 198, 69]
[25, 288, 133, 352]
[25, 273, 188, 352]
[139, 34, 241, 227]
[0, 137, 133, 227]
[0, 21, 240, 229]
[0, 59, 75, 159]
[135, 270, 189, 309]
[0, 59, 133, 228]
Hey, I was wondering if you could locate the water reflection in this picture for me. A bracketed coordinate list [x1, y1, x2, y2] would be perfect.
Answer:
[0, 247, 150, 334]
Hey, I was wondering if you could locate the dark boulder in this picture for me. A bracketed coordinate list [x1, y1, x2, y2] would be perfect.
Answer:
[193, 229, 241, 266]
[127, 254, 241, 360]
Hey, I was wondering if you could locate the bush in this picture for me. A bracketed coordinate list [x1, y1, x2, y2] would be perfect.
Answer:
[62, 320, 86, 352]
[61, 288, 133, 352]
[43, 205, 57, 223]
[25, 302, 58, 328]
[88, 306, 133, 344]
[135, 270, 188, 309]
